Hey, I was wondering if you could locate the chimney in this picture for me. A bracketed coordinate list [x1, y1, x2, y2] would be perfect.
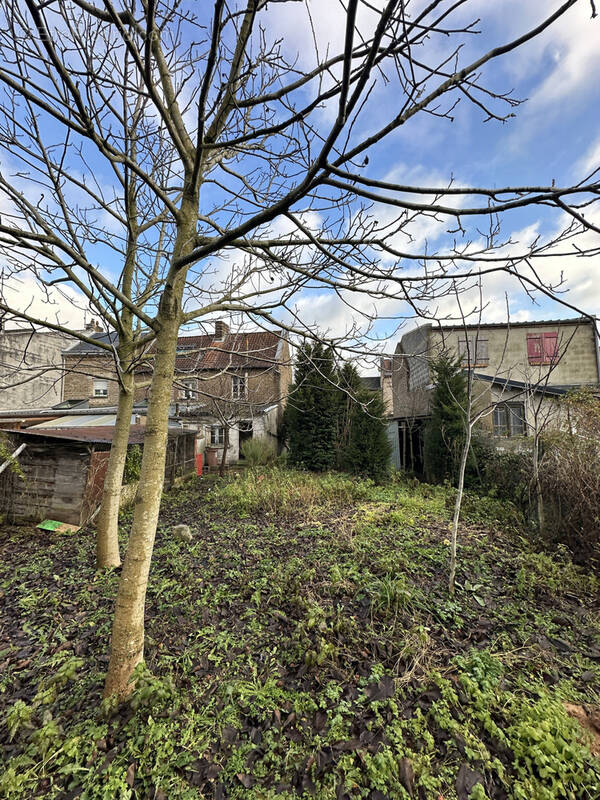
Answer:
[214, 320, 230, 340]
[85, 318, 102, 333]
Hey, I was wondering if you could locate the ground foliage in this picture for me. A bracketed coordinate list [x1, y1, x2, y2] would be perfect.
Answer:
[1, 470, 600, 799]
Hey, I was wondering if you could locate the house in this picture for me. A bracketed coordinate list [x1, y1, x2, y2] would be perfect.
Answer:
[0, 425, 197, 526]
[61, 321, 292, 463]
[0, 320, 102, 411]
[386, 317, 600, 472]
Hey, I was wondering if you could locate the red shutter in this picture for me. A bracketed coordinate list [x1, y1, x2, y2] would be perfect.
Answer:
[543, 332, 558, 363]
[527, 334, 542, 364]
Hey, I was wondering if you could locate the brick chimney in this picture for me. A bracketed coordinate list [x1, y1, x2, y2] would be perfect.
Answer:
[85, 318, 103, 332]
[214, 320, 230, 340]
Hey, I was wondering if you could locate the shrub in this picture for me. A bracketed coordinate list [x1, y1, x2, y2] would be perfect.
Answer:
[479, 446, 532, 511]
[210, 467, 373, 519]
[537, 390, 600, 563]
[283, 342, 339, 471]
[240, 436, 277, 466]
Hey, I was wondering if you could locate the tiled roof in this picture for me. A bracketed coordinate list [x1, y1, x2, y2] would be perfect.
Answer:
[153, 331, 282, 373]
[63, 330, 284, 372]
[63, 331, 119, 354]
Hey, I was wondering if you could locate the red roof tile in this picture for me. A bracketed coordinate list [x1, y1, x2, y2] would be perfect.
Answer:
[140, 331, 283, 373]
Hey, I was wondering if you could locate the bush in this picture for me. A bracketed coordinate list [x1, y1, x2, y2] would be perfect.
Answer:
[538, 390, 600, 563]
[340, 389, 392, 483]
[479, 445, 532, 511]
[210, 467, 373, 519]
[240, 436, 277, 466]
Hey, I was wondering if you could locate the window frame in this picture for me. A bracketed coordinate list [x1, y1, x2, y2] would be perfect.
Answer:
[180, 378, 197, 400]
[232, 372, 248, 400]
[210, 425, 225, 446]
[493, 401, 526, 437]
[458, 336, 489, 367]
[527, 331, 558, 365]
[92, 378, 109, 398]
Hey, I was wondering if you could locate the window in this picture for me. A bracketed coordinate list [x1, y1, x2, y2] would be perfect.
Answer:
[493, 402, 526, 437]
[527, 332, 558, 365]
[458, 336, 489, 367]
[210, 425, 225, 445]
[232, 373, 247, 400]
[181, 379, 197, 399]
[93, 378, 108, 398]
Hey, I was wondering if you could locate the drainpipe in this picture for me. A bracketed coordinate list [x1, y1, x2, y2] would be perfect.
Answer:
[592, 316, 600, 385]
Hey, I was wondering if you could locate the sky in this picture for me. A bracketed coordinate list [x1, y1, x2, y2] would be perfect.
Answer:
[1, 0, 599, 367]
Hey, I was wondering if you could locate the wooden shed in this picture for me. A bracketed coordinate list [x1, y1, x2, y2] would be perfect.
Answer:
[0, 425, 197, 526]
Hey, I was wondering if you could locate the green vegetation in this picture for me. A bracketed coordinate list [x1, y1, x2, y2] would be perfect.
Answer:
[285, 349, 392, 480]
[240, 436, 277, 466]
[0, 433, 24, 480]
[1, 470, 600, 798]
[284, 342, 339, 471]
[123, 444, 142, 485]
[423, 354, 469, 485]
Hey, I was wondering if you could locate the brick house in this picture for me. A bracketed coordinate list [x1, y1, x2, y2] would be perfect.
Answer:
[62, 321, 292, 462]
[386, 317, 600, 472]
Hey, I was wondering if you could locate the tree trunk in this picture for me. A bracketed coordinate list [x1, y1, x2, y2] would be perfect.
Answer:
[219, 425, 229, 477]
[533, 430, 545, 533]
[449, 423, 472, 596]
[103, 197, 196, 700]
[95, 371, 134, 569]
[103, 322, 179, 698]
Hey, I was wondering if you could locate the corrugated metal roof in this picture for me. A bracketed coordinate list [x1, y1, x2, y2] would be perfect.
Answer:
[5, 425, 193, 444]
[31, 414, 137, 429]
[472, 372, 598, 397]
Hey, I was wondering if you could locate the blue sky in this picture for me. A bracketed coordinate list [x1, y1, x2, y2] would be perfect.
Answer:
[2, 0, 599, 364]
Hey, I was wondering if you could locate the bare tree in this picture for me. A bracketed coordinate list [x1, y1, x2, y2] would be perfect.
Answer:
[0, 0, 597, 699]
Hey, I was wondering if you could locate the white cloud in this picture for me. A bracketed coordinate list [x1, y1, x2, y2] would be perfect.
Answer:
[2, 275, 90, 331]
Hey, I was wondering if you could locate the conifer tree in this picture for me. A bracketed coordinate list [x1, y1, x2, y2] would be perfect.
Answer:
[341, 388, 392, 482]
[284, 343, 338, 471]
[423, 354, 468, 484]
[335, 362, 364, 467]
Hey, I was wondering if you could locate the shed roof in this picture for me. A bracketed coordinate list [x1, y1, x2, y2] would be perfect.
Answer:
[5, 425, 193, 445]
[472, 372, 598, 397]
